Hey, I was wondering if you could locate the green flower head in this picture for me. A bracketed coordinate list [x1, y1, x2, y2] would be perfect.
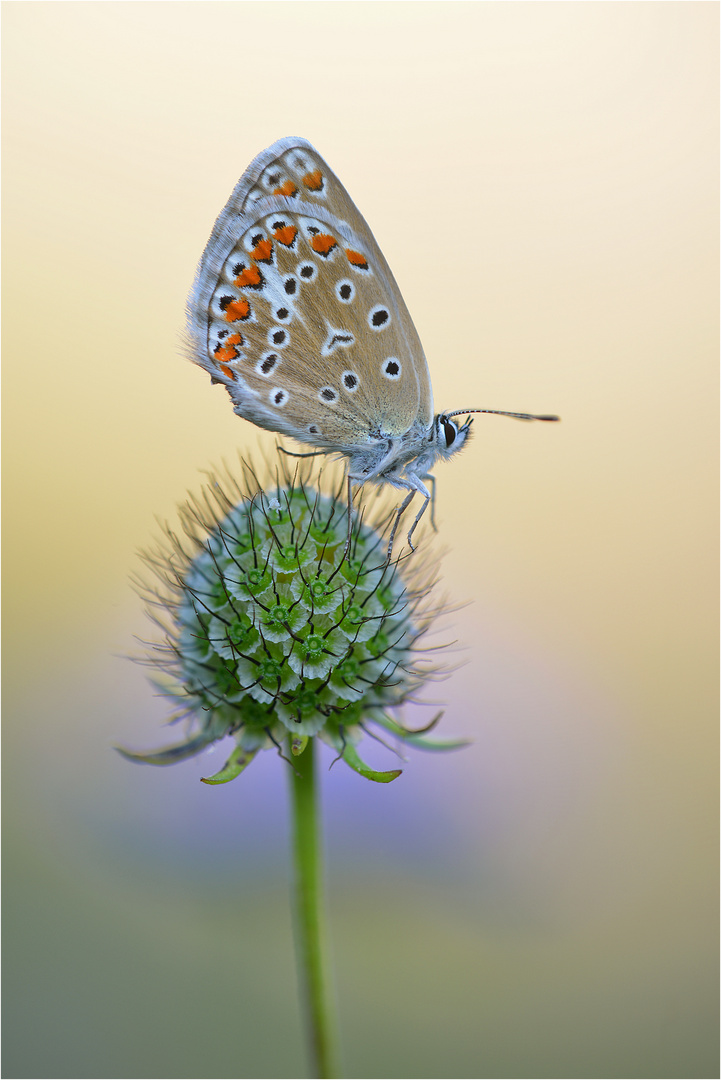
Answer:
[119, 456, 466, 784]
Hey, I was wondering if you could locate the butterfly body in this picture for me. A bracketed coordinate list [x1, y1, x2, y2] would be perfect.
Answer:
[187, 137, 557, 552]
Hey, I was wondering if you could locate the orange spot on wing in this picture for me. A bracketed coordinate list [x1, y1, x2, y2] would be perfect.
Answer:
[214, 333, 242, 363]
[223, 298, 250, 322]
[218, 361, 236, 378]
[311, 233, 337, 255]
[234, 265, 262, 288]
[250, 238, 273, 263]
[273, 225, 298, 246]
[302, 169, 323, 191]
[346, 248, 368, 269]
[273, 180, 298, 197]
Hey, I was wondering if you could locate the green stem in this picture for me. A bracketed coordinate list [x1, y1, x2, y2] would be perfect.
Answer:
[290, 737, 341, 1078]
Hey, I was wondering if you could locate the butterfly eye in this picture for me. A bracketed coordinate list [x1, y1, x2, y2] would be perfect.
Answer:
[442, 419, 457, 448]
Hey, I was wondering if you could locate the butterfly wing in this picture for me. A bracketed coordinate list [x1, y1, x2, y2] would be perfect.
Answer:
[187, 137, 433, 450]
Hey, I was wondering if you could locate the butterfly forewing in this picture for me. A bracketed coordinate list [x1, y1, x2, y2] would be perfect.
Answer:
[187, 137, 434, 449]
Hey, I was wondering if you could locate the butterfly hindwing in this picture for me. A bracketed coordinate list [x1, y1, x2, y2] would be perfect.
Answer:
[187, 138, 434, 449]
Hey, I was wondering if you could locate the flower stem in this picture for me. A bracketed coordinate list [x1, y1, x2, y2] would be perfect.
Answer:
[290, 737, 341, 1078]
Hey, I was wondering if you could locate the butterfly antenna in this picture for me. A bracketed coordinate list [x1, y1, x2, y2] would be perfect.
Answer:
[443, 409, 560, 422]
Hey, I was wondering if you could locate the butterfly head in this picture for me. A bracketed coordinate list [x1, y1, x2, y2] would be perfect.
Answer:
[433, 412, 474, 461]
[431, 407, 560, 463]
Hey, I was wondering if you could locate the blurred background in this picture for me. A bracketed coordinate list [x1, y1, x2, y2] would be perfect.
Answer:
[3, 3, 717, 1078]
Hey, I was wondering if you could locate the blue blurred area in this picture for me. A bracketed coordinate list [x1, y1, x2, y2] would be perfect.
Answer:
[3, 611, 717, 1078]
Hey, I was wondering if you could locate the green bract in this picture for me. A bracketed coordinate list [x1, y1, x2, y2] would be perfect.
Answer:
[120, 457, 467, 783]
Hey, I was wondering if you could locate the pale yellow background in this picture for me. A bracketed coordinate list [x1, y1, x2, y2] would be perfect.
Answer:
[3, 3, 717, 1078]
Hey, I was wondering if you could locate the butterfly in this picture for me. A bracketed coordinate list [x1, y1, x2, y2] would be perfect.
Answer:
[186, 136, 558, 555]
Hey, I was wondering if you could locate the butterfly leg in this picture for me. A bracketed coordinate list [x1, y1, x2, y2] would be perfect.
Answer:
[277, 446, 325, 459]
[387, 486, 417, 560]
[419, 472, 438, 531]
[343, 474, 354, 560]
[404, 474, 432, 552]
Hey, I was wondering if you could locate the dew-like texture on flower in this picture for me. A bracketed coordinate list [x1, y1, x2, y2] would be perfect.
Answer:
[120, 457, 467, 783]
